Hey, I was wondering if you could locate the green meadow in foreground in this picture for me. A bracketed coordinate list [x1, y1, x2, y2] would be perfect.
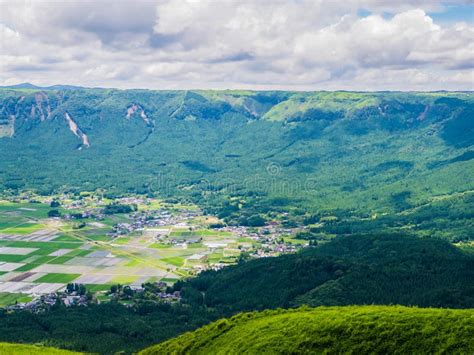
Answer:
[141, 306, 474, 355]
[0, 343, 79, 354]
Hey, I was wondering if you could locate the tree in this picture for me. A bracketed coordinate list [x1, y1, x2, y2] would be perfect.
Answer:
[245, 215, 266, 227]
[48, 209, 61, 218]
[78, 284, 86, 296]
[66, 283, 74, 293]
[50, 200, 61, 208]
[123, 286, 134, 297]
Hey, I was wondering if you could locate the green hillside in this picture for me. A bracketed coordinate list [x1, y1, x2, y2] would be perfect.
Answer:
[0, 89, 473, 240]
[141, 306, 474, 354]
[178, 233, 474, 310]
[0, 342, 80, 354]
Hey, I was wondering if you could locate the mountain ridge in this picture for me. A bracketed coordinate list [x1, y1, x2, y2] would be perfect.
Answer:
[0, 88, 473, 240]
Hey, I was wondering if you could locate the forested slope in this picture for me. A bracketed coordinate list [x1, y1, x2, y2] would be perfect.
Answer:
[178, 233, 474, 310]
[1, 89, 473, 233]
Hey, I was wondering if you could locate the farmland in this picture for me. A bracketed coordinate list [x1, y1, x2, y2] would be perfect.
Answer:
[0, 196, 302, 307]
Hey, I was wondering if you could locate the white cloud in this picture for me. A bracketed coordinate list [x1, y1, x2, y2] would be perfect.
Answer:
[0, 0, 472, 90]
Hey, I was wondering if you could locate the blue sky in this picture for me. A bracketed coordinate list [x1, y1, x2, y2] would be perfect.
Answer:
[0, 0, 473, 90]
[429, 3, 474, 23]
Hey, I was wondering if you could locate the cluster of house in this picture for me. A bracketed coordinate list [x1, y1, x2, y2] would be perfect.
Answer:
[112, 282, 182, 304]
[217, 224, 305, 258]
[108, 208, 201, 238]
[63, 209, 103, 220]
[253, 242, 300, 257]
[4, 291, 89, 313]
[4, 281, 183, 312]
[156, 290, 181, 302]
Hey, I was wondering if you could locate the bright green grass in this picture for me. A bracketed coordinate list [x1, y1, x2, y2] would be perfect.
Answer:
[207, 253, 224, 263]
[35, 273, 81, 283]
[111, 275, 139, 284]
[47, 256, 74, 264]
[0, 203, 51, 218]
[162, 256, 185, 267]
[85, 284, 112, 292]
[262, 92, 378, 121]
[142, 306, 474, 355]
[149, 243, 172, 249]
[0, 254, 30, 263]
[4, 241, 83, 250]
[64, 249, 92, 257]
[124, 259, 144, 267]
[113, 236, 132, 245]
[13, 263, 38, 272]
[0, 343, 80, 354]
[187, 243, 204, 249]
[0, 221, 24, 230]
[0, 293, 32, 307]
[169, 229, 231, 237]
[0, 224, 46, 235]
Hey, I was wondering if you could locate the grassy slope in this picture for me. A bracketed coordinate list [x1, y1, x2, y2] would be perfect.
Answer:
[0, 343, 80, 354]
[141, 306, 474, 354]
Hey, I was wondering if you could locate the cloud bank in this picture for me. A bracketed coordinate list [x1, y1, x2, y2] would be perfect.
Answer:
[0, 0, 473, 90]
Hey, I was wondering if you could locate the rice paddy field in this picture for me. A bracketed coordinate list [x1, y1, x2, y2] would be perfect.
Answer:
[0, 200, 256, 306]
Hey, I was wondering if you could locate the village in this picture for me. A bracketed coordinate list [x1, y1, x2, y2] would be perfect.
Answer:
[0, 193, 308, 312]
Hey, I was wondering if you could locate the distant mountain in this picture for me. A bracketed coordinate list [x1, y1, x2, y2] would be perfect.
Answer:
[0, 88, 472, 239]
[0, 82, 84, 90]
[141, 306, 474, 354]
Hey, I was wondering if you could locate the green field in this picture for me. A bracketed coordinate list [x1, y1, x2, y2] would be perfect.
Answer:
[170, 230, 232, 237]
[162, 257, 185, 267]
[0, 343, 80, 355]
[0, 199, 251, 307]
[110, 275, 138, 284]
[0, 224, 47, 235]
[3, 241, 82, 250]
[47, 256, 74, 264]
[35, 273, 81, 283]
[13, 263, 38, 272]
[141, 306, 474, 354]
[0, 254, 30, 262]
[148, 243, 172, 249]
[0, 293, 32, 307]
[84, 284, 112, 292]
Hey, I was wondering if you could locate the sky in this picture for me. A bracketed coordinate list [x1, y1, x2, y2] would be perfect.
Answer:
[0, 0, 473, 91]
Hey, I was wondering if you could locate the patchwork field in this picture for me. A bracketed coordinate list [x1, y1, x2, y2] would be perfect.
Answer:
[0, 200, 256, 305]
